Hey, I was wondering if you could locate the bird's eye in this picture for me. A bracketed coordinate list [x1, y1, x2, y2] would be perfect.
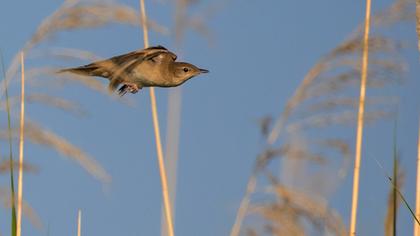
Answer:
[183, 67, 189, 72]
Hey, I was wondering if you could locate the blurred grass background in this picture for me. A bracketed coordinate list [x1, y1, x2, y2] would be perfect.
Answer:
[0, 0, 419, 235]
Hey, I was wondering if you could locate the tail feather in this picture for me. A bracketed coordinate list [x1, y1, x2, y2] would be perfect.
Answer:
[58, 63, 109, 78]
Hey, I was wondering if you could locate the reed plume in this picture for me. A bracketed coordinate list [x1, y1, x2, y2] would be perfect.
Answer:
[232, 0, 416, 235]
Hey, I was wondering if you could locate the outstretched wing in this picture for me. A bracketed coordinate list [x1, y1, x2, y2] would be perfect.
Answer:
[107, 45, 177, 68]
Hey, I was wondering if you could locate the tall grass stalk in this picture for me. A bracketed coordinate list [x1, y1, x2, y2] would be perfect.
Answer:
[139, 1, 175, 236]
[349, 0, 371, 235]
[77, 209, 81, 236]
[372, 153, 420, 226]
[230, 176, 256, 236]
[1, 51, 17, 236]
[416, 0, 420, 53]
[415, 118, 420, 236]
[162, 88, 182, 236]
[16, 52, 25, 236]
[392, 143, 397, 236]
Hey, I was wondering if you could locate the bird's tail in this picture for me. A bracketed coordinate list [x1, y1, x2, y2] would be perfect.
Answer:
[58, 63, 105, 77]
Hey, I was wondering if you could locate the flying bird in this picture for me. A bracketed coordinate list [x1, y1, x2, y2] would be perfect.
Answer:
[59, 45, 209, 96]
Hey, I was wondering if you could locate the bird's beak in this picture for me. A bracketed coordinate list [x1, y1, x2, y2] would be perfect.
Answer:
[199, 68, 209, 74]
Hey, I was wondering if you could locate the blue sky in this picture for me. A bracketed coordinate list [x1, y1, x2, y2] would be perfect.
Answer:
[0, 0, 420, 235]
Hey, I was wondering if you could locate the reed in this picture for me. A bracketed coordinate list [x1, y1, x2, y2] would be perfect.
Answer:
[1, 51, 17, 236]
[77, 209, 82, 236]
[16, 52, 25, 236]
[162, 88, 182, 236]
[384, 127, 403, 236]
[415, 118, 420, 236]
[416, 0, 420, 52]
[349, 0, 371, 235]
[139, 1, 175, 236]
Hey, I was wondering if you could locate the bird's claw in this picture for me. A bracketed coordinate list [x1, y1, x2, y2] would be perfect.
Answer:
[124, 83, 140, 94]
[118, 83, 140, 96]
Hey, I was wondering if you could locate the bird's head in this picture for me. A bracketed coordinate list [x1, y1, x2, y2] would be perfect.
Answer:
[172, 62, 209, 84]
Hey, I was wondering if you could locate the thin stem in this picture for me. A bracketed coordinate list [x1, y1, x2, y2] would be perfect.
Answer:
[16, 52, 25, 236]
[414, 118, 420, 236]
[77, 209, 82, 236]
[140, 0, 149, 47]
[162, 88, 182, 236]
[230, 176, 256, 236]
[416, 0, 420, 53]
[139, 1, 175, 236]
[1, 50, 17, 236]
[349, 0, 371, 235]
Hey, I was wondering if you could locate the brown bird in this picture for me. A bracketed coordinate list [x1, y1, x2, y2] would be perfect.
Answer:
[59, 45, 209, 96]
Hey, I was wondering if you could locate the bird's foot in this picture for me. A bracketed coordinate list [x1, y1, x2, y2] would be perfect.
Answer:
[118, 83, 141, 96]
[125, 83, 140, 94]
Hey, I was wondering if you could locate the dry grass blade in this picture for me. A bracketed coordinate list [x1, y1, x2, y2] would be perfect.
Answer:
[370, 0, 416, 27]
[384, 158, 404, 236]
[250, 180, 347, 236]
[0, 187, 43, 229]
[162, 88, 182, 236]
[25, 65, 133, 106]
[1, 50, 17, 236]
[267, 62, 328, 144]
[0, 121, 111, 184]
[349, 0, 371, 235]
[24, 121, 111, 183]
[173, 0, 218, 44]
[29, 3, 168, 47]
[417, 0, 420, 53]
[17, 52, 25, 236]
[319, 139, 352, 177]
[268, 32, 404, 146]
[272, 184, 347, 236]
[287, 110, 390, 132]
[26, 94, 87, 116]
[230, 176, 257, 236]
[306, 96, 397, 114]
[26, 67, 108, 94]
[29, 47, 101, 62]
[0, 93, 87, 117]
[415, 118, 420, 236]
[331, 36, 401, 56]
[252, 204, 305, 236]
[77, 209, 82, 236]
[256, 145, 326, 171]
[0, 160, 38, 174]
[371, 154, 420, 226]
[139, 0, 174, 236]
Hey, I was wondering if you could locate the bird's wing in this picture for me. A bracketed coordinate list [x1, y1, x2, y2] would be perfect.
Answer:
[108, 45, 177, 67]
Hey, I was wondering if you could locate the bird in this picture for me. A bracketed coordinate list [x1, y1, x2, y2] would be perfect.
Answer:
[59, 45, 209, 96]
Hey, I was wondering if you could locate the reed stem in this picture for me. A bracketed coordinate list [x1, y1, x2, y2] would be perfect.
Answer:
[16, 52, 25, 236]
[139, 1, 175, 236]
[349, 0, 371, 235]
[414, 118, 420, 236]
[77, 209, 82, 236]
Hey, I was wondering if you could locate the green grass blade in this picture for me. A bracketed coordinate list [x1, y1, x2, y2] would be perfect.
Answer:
[0, 50, 17, 236]
[372, 155, 420, 226]
[392, 124, 397, 236]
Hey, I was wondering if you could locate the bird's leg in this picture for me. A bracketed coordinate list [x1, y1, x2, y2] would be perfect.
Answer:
[123, 82, 140, 94]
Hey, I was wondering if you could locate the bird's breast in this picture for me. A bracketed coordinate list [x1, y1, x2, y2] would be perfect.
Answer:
[130, 63, 178, 87]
